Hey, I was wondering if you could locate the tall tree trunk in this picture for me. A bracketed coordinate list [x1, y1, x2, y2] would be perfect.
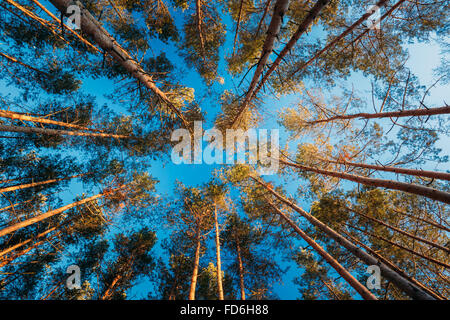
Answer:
[0, 233, 58, 268]
[289, 0, 392, 77]
[195, 0, 206, 55]
[0, 109, 103, 133]
[0, 226, 57, 258]
[347, 206, 450, 253]
[305, 105, 450, 127]
[342, 229, 445, 300]
[0, 51, 48, 75]
[255, 0, 273, 36]
[232, 0, 244, 54]
[188, 226, 202, 300]
[250, 175, 435, 300]
[101, 273, 123, 300]
[48, 0, 191, 131]
[0, 124, 133, 140]
[30, 0, 100, 53]
[280, 159, 450, 205]
[347, 223, 450, 269]
[231, 0, 290, 128]
[235, 234, 246, 300]
[0, 186, 125, 238]
[213, 204, 224, 300]
[266, 199, 377, 300]
[0, 173, 89, 194]
[253, 0, 330, 97]
[393, 209, 450, 233]
[315, 155, 450, 181]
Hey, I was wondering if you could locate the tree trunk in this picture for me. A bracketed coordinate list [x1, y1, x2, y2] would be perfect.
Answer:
[0, 124, 132, 140]
[213, 204, 224, 300]
[235, 234, 246, 300]
[48, 0, 191, 131]
[266, 199, 377, 300]
[342, 229, 445, 300]
[0, 186, 125, 237]
[0, 226, 57, 258]
[250, 175, 435, 300]
[0, 233, 58, 268]
[305, 105, 450, 127]
[0, 173, 89, 194]
[188, 227, 202, 300]
[289, 0, 391, 77]
[196, 0, 206, 55]
[393, 209, 450, 233]
[280, 159, 450, 205]
[30, 0, 100, 53]
[232, 0, 244, 54]
[101, 273, 123, 300]
[0, 109, 103, 133]
[315, 156, 450, 181]
[253, 0, 330, 97]
[231, 0, 290, 128]
[347, 223, 450, 269]
[347, 206, 450, 253]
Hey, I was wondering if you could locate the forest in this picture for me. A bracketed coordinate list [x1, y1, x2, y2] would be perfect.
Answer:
[0, 0, 448, 301]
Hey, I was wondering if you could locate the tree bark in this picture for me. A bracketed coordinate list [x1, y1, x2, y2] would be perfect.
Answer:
[0, 186, 125, 238]
[0, 173, 89, 194]
[0, 109, 103, 133]
[0, 226, 57, 258]
[253, 0, 330, 97]
[266, 199, 377, 300]
[316, 156, 450, 181]
[289, 0, 392, 77]
[304, 105, 450, 126]
[235, 233, 246, 300]
[250, 175, 435, 300]
[347, 223, 450, 269]
[280, 159, 450, 205]
[342, 229, 445, 300]
[231, 0, 290, 128]
[188, 226, 202, 300]
[48, 0, 191, 131]
[0, 124, 133, 140]
[213, 204, 224, 300]
[347, 206, 450, 254]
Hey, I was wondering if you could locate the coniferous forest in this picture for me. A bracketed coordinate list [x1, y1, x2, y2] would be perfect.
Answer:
[0, 0, 448, 301]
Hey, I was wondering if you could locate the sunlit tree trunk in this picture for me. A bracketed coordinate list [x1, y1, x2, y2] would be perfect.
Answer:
[305, 105, 450, 126]
[0, 186, 126, 237]
[316, 156, 450, 181]
[0, 109, 103, 133]
[48, 0, 191, 130]
[213, 203, 224, 300]
[280, 159, 450, 205]
[188, 227, 202, 300]
[250, 175, 435, 300]
[253, 0, 330, 97]
[348, 223, 450, 269]
[0, 173, 89, 194]
[0, 124, 132, 139]
[235, 235, 246, 300]
[342, 229, 445, 300]
[347, 206, 449, 253]
[266, 199, 377, 300]
[231, 0, 290, 128]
